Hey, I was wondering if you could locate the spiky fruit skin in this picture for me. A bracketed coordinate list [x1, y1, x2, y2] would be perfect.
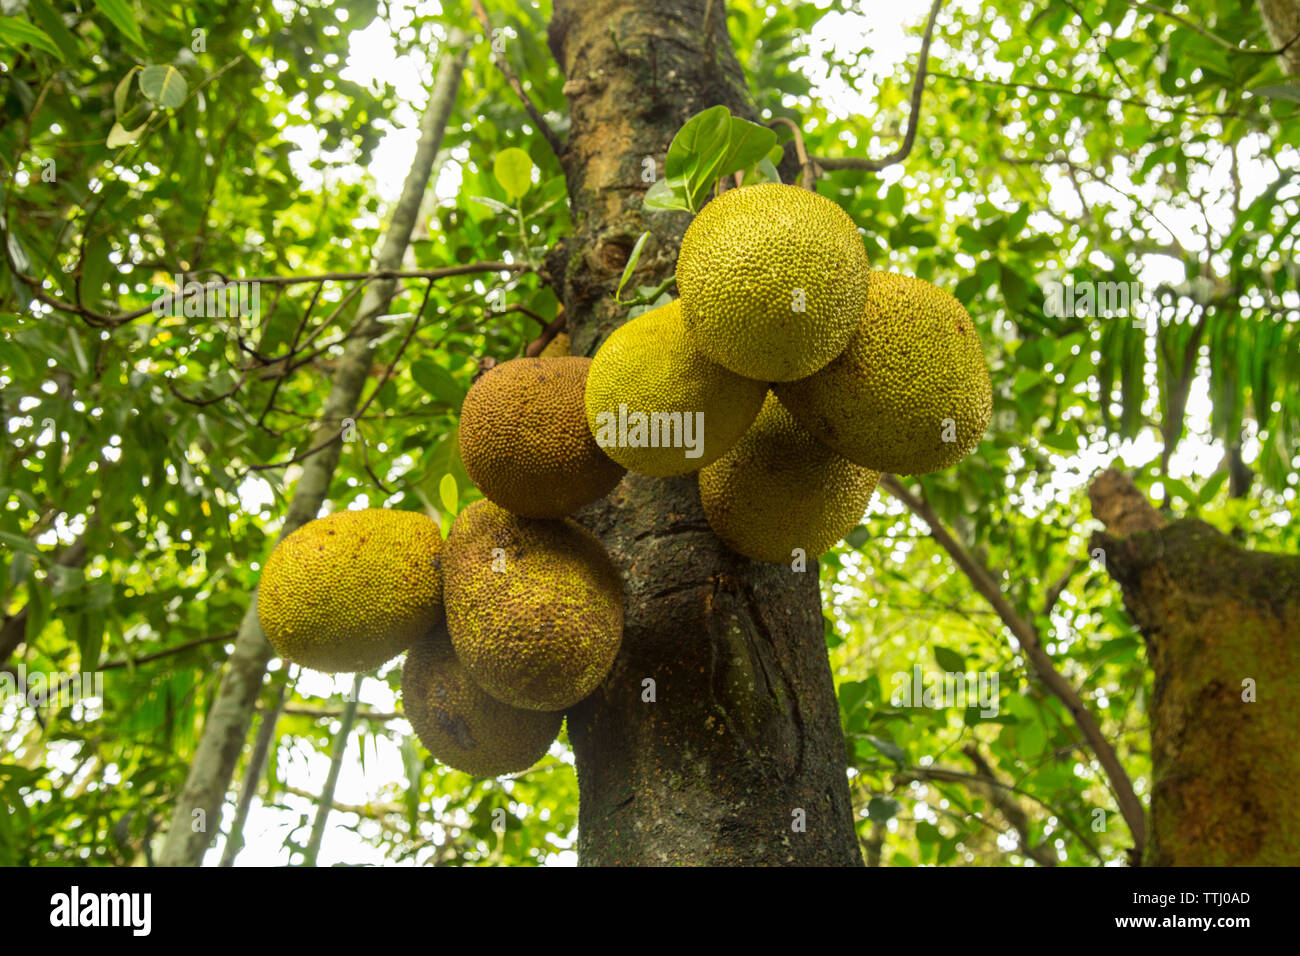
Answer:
[676, 183, 871, 382]
[458, 356, 626, 518]
[775, 271, 993, 476]
[257, 509, 442, 673]
[443, 499, 624, 711]
[401, 619, 562, 777]
[698, 393, 878, 563]
[584, 299, 768, 476]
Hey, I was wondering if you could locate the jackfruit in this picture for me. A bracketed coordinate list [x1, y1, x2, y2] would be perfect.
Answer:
[538, 331, 570, 357]
[443, 499, 623, 711]
[584, 299, 767, 476]
[257, 508, 442, 672]
[676, 183, 871, 382]
[458, 356, 625, 518]
[698, 393, 878, 563]
[775, 271, 992, 475]
[401, 617, 562, 777]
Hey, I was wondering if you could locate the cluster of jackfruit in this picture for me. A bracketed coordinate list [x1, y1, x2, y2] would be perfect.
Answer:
[255, 181, 991, 778]
[256, 472, 624, 778]
[584, 181, 992, 563]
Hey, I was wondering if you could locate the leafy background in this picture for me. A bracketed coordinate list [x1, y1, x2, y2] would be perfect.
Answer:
[1, 0, 1296, 865]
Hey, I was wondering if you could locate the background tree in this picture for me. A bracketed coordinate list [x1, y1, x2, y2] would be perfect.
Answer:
[1, 0, 1297, 866]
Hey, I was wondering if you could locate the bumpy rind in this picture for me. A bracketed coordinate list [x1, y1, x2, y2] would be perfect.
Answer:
[443, 499, 624, 711]
[775, 271, 993, 475]
[458, 356, 626, 518]
[698, 393, 879, 563]
[676, 183, 871, 382]
[402, 619, 562, 777]
[257, 508, 442, 673]
[584, 299, 768, 476]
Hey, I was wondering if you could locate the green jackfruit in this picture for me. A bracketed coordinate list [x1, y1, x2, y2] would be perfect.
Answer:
[699, 393, 878, 563]
[401, 618, 562, 777]
[584, 299, 767, 476]
[443, 499, 623, 711]
[458, 356, 626, 518]
[257, 508, 442, 672]
[775, 271, 992, 475]
[676, 183, 871, 382]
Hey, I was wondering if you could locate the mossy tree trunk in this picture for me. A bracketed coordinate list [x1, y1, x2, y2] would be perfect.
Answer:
[1089, 470, 1300, 866]
[545, 0, 861, 865]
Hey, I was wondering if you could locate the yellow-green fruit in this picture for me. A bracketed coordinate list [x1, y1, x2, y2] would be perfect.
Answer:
[538, 331, 570, 357]
[699, 393, 878, 563]
[257, 509, 442, 672]
[401, 619, 562, 777]
[458, 356, 625, 518]
[676, 183, 871, 382]
[775, 272, 992, 475]
[443, 499, 623, 711]
[584, 299, 767, 476]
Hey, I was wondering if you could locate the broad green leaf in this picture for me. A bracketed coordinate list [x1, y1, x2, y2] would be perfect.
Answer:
[439, 473, 458, 517]
[140, 65, 188, 109]
[410, 359, 465, 407]
[0, 18, 61, 57]
[91, 0, 144, 48]
[933, 646, 966, 672]
[494, 147, 535, 199]
[615, 231, 650, 301]
[642, 177, 691, 212]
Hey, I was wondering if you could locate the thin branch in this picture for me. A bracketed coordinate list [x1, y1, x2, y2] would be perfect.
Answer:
[928, 70, 1238, 119]
[524, 310, 568, 357]
[880, 475, 1147, 856]
[811, 0, 942, 173]
[769, 117, 816, 190]
[471, 0, 565, 158]
[1126, 1, 1300, 56]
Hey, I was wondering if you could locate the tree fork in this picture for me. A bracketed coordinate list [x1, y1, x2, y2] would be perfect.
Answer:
[1089, 468, 1300, 866]
[547, 0, 860, 865]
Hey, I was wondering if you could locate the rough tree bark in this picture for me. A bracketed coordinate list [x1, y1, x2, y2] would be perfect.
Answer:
[1258, 0, 1300, 75]
[1089, 469, 1300, 866]
[546, 0, 860, 865]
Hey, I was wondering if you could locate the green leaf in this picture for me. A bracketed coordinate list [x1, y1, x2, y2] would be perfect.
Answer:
[438, 474, 458, 517]
[915, 821, 942, 843]
[867, 796, 900, 822]
[91, 0, 145, 48]
[1251, 84, 1300, 104]
[642, 177, 691, 212]
[863, 734, 905, 764]
[411, 359, 465, 407]
[615, 231, 650, 301]
[0, 17, 62, 57]
[933, 646, 966, 672]
[747, 157, 781, 185]
[140, 65, 188, 109]
[28, 1, 81, 60]
[112, 66, 137, 117]
[716, 117, 778, 180]
[493, 147, 535, 199]
[665, 105, 733, 213]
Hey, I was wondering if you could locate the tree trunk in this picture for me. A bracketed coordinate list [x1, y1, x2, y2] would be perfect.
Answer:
[1089, 469, 1300, 866]
[1258, 0, 1300, 75]
[547, 0, 860, 866]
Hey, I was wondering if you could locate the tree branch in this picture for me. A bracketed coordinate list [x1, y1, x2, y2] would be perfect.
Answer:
[811, 0, 942, 173]
[879, 474, 1147, 857]
[471, 0, 565, 158]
